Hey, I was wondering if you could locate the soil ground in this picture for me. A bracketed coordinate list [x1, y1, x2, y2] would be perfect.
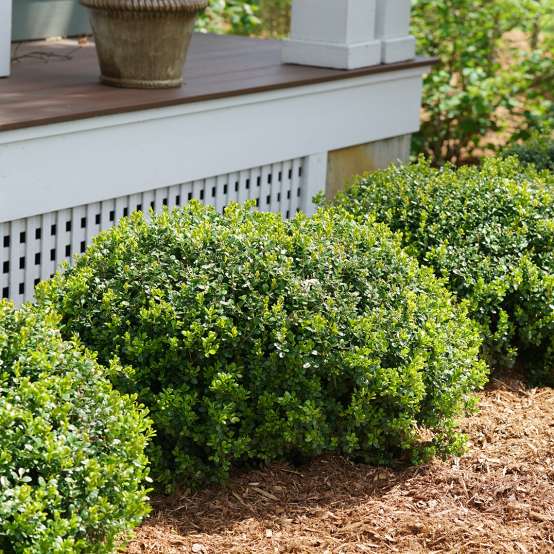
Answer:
[127, 376, 554, 553]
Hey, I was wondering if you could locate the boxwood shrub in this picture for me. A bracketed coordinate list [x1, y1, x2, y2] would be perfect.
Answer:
[333, 157, 554, 383]
[37, 203, 487, 489]
[502, 133, 554, 172]
[0, 302, 152, 553]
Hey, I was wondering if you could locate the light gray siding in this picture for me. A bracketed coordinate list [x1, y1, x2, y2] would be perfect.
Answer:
[12, 0, 90, 41]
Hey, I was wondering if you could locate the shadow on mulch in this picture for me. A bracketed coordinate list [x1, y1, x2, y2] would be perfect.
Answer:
[127, 376, 554, 553]
[149, 456, 418, 534]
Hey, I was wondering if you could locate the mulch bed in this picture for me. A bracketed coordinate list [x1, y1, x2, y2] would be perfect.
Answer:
[126, 376, 554, 553]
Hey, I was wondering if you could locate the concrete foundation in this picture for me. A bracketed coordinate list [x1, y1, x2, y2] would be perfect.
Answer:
[326, 134, 411, 199]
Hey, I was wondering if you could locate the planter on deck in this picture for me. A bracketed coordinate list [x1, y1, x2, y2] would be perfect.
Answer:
[80, 0, 208, 89]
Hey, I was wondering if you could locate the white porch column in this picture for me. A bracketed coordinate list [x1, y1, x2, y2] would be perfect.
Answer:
[282, 0, 381, 70]
[375, 0, 416, 64]
[0, 0, 12, 77]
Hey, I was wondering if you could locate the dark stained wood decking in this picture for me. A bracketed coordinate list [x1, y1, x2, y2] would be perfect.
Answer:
[0, 34, 435, 132]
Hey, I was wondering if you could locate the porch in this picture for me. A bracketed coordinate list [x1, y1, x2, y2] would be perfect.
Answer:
[2, 34, 431, 132]
[0, 8, 434, 305]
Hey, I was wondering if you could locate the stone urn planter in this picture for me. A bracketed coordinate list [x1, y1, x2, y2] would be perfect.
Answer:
[80, 0, 208, 88]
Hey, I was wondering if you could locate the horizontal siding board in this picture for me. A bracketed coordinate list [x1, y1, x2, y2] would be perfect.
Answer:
[12, 0, 90, 42]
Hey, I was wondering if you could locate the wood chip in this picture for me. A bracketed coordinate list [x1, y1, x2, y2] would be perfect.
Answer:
[250, 486, 279, 501]
[127, 374, 554, 554]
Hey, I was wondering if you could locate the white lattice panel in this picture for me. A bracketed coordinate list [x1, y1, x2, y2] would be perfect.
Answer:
[1, 157, 310, 305]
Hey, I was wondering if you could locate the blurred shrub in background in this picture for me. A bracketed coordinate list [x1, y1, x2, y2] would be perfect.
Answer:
[502, 130, 554, 172]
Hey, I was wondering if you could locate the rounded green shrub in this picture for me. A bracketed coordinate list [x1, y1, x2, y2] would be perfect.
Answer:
[333, 157, 554, 383]
[37, 203, 487, 489]
[502, 133, 554, 172]
[0, 302, 152, 553]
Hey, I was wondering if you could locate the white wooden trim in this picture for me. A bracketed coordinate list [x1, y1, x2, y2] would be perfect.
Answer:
[0, 66, 429, 223]
[375, 0, 416, 63]
[288, 0, 377, 44]
[0, 68, 424, 145]
[0, 65, 422, 145]
[381, 36, 416, 65]
[282, 0, 381, 69]
[375, 0, 412, 38]
[0, 0, 12, 77]
[301, 153, 328, 217]
[282, 39, 381, 71]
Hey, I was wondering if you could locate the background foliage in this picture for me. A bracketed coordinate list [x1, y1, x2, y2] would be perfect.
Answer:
[38, 204, 486, 490]
[333, 157, 554, 384]
[0, 302, 152, 553]
[502, 130, 554, 172]
[411, 0, 554, 165]
[196, 0, 290, 36]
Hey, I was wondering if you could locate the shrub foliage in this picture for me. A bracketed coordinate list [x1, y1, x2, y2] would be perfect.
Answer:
[334, 157, 554, 383]
[0, 302, 151, 553]
[38, 204, 486, 489]
[502, 132, 554, 173]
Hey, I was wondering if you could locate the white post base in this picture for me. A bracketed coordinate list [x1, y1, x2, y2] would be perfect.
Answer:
[382, 36, 416, 64]
[282, 0, 381, 70]
[282, 39, 381, 70]
[0, 0, 12, 77]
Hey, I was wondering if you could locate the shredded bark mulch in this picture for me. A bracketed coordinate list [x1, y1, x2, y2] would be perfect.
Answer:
[126, 376, 554, 553]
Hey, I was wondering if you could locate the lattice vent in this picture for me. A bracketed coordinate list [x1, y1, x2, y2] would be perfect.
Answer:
[1, 158, 305, 304]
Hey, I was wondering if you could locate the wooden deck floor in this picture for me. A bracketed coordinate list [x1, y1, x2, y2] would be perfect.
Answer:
[0, 34, 433, 132]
